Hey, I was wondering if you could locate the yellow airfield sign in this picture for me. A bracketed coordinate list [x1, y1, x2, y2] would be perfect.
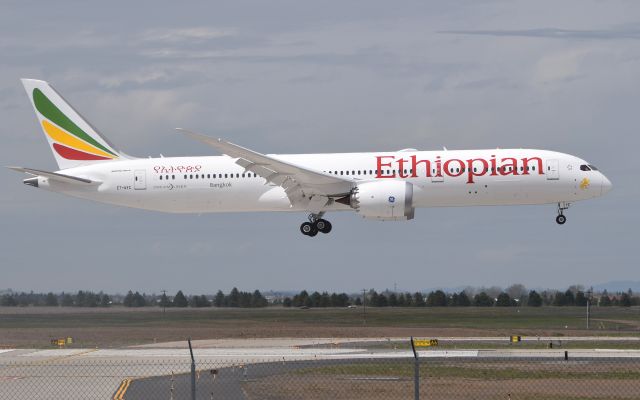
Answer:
[413, 339, 438, 347]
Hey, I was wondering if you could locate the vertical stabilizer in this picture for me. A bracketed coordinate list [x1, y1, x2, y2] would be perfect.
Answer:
[21, 79, 127, 170]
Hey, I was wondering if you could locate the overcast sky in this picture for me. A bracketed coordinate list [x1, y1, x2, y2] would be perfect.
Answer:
[1, 0, 638, 295]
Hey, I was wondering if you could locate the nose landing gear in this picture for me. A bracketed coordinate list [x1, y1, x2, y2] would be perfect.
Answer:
[300, 213, 332, 237]
[556, 202, 570, 225]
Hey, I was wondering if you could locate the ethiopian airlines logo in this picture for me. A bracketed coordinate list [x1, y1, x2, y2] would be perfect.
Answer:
[375, 155, 544, 184]
[33, 89, 118, 161]
[580, 178, 590, 190]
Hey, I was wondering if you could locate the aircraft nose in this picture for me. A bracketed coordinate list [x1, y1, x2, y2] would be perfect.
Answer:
[601, 174, 612, 195]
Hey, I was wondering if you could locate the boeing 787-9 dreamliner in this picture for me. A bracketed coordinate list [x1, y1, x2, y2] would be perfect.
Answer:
[10, 79, 612, 236]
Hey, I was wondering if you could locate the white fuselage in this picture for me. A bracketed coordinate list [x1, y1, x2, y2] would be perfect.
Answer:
[31, 149, 611, 216]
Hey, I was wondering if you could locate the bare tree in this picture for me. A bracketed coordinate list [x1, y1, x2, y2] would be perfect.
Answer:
[506, 284, 527, 300]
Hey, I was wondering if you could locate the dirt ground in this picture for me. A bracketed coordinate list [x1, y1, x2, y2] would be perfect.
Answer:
[0, 325, 521, 348]
[1, 306, 638, 348]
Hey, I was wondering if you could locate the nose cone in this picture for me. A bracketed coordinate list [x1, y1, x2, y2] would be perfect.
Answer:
[601, 174, 612, 195]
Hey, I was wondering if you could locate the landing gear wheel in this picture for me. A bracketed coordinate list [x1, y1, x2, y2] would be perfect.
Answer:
[556, 215, 566, 225]
[300, 222, 314, 236]
[315, 219, 332, 234]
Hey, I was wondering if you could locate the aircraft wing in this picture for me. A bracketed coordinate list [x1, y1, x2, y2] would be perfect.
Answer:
[7, 166, 101, 185]
[177, 129, 353, 211]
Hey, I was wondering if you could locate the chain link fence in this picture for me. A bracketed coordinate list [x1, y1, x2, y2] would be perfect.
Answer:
[1, 356, 640, 399]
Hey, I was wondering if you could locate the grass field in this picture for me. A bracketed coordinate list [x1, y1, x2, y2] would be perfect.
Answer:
[1, 306, 639, 348]
[297, 362, 640, 380]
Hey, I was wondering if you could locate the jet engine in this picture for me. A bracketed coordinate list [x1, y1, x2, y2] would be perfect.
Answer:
[338, 181, 414, 220]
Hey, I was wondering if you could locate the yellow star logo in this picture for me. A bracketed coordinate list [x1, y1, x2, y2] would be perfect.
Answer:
[580, 177, 590, 190]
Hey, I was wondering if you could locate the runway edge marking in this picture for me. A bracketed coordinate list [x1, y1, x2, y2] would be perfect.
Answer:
[113, 378, 131, 400]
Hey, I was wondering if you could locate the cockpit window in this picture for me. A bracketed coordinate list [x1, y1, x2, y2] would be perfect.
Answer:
[588, 164, 599, 171]
[580, 165, 591, 171]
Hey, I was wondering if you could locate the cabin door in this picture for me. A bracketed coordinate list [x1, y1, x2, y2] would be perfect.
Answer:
[134, 170, 147, 190]
[546, 159, 559, 180]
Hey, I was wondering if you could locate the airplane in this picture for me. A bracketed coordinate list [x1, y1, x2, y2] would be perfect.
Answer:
[10, 79, 612, 237]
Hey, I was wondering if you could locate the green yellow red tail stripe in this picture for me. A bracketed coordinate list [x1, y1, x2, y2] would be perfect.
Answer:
[52, 143, 113, 160]
[41, 120, 115, 159]
[32, 88, 118, 161]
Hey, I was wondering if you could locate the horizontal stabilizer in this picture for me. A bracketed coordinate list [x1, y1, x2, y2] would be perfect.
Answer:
[7, 166, 100, 185]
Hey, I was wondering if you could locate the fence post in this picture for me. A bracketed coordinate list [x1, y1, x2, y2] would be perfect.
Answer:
[410, 337, 419, 400]
[188, 338, 196, 400]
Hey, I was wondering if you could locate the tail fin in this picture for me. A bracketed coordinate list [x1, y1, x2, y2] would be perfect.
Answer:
[21, 79, 127, 170]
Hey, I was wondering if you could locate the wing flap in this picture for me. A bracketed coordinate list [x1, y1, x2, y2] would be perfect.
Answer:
[177, 129, 353, 205]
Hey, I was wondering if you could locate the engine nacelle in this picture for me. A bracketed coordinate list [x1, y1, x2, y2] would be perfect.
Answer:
[349, 181, 414, 221]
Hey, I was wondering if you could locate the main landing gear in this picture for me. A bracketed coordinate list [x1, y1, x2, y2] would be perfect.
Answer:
[556, 202, 570, 225]
[300, 213, 332, 237]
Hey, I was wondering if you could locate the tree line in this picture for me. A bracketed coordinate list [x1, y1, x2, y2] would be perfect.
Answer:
[152, 288, 268, 308]
[281, 287, 640, 308]
[0, 288, 268, 308]
[0, 291, 111, 307]
[119, 288, 269, 308]
[282, 291, 351, 308]
[1, 286, 638, 308]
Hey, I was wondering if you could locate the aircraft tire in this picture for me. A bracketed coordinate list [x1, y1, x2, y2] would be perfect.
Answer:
[316, 219, 332, 234]
[556, 215, 566, 225]
[300, 222, 314, 235]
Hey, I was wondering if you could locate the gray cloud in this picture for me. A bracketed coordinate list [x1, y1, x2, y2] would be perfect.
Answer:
[440, 27, 640, 40]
